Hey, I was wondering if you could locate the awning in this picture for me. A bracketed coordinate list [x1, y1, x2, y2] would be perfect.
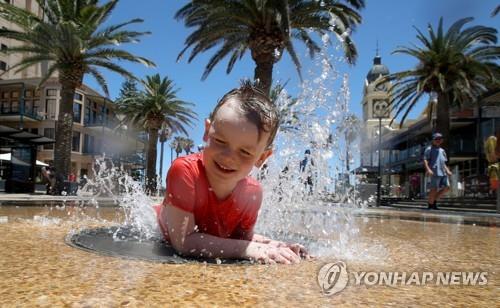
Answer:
[0, 124, 55, 145]
[0, 153, 48, 166]
[30, 137, 56, 145]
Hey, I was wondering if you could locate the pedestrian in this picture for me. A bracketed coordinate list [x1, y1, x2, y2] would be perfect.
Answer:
[41, 165, 56, 195]
[423, 133, 452, 209]
[300, 149, 314, 195]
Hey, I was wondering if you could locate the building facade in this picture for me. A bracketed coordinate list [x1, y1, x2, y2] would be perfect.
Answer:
[357, 53, 500, 199]
[0, 1, 146, 188]
[0, 0, 44, 79]
[0, 77, 146, 179]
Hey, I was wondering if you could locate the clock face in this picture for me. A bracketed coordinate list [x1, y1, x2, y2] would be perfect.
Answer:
[373, 99, 389, 118]
[375, 82, 388, 91]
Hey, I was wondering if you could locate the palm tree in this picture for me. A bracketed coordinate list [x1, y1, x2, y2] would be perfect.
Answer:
[182, 138, 194, 155]
[385, 17, 500, 151]
[171, 136, 185, 158]
[176, 0, 364, 95]
[158, 126, 172, 186]
[492, 5, 500, 17]
[116, 74, 197, 194]
[0, 0, 154, 182]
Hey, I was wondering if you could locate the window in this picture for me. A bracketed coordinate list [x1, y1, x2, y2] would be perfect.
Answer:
[2, 92, 8, 99]
[43, 128, 55, 150]
[11, 91, 18, 98]
[1, 101, 9, 113]
[74, 93, 83, 101]
[72, 131, 81, 152]
[33, 99, 40, 115]
[11, 100, 18, 113]
[46, 89, 57, 96]
[73, 102, 82, 123]
[0, 61, 6, 71]
[25, 90, 33, 98]
[84, 104, 91, 124]
[24, 100, 33, 114]
[45, 99, 56, 119]
[83, 134, 95, 153]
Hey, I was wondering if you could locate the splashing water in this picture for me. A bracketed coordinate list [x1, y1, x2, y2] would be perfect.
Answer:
[254, 38, 383, 261]
[71, 38, 385, 262]
[77, 156, 159, 241]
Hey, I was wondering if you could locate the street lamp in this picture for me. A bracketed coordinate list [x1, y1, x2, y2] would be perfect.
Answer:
[114, 113, 128, 169]
[373, 99, 389, 207]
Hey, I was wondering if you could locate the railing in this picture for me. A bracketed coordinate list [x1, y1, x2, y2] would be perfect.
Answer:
[84, 119, 119, 130]
[0, 109, 44, 121]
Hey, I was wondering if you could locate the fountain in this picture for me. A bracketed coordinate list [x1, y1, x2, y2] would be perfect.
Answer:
[0, 38, 498, 306]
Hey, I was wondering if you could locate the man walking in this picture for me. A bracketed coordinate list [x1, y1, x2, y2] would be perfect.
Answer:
[424, 133, 452, 209]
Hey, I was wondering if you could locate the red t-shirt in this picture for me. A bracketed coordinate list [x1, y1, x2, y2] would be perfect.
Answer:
[155, 153, 262, 242]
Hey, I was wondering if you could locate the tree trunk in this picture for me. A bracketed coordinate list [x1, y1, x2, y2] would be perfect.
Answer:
[159, 140, 164, 187]
[253, 54, 274, 97]
[146, 127, 159, 194]
[436, 92, 451, 153]
[53, 80, 79, 193]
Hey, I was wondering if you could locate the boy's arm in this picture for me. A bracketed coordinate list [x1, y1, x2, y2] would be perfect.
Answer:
[251, 233, 272, 243]
[164, 204, 299, 263]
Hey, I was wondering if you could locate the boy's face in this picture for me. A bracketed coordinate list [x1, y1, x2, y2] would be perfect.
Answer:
[202, 99, 273, 186]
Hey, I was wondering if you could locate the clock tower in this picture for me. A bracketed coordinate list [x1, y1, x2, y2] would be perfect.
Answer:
[360, 52, 392, 168]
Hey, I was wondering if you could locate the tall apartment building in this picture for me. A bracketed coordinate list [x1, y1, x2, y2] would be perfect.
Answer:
[0, 0, 145, 186]
[0, 0, 44, 79]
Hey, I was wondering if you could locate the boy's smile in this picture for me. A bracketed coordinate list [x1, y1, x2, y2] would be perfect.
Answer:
[202, 99, 272, 199]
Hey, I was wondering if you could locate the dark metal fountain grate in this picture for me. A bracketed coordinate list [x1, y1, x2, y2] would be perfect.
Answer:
[66, 226, 250, 264]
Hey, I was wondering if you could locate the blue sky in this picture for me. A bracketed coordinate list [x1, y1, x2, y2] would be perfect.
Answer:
[84, 0, 499, 180]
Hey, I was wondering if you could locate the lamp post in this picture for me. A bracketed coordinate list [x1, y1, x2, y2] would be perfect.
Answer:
[115, 113, 127, 170]
[376, 117, 382, 207]
[373, 99, 389, 207]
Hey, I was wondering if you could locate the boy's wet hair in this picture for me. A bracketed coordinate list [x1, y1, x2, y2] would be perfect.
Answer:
[209, 80, 279, 149]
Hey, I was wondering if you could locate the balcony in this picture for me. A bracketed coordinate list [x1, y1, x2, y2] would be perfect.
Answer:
[0, 108, 44, 122]
[84, 118, 119, 131]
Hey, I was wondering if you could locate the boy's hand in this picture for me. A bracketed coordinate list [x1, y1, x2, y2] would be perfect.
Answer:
[263, 239, 313, 260]
[286, 243, 313, 260]
[245, 243, 301, 264]
[269, 241, 312, 259]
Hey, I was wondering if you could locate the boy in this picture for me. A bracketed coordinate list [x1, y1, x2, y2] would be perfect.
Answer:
[156, 82, 310, 264]
[423, 133, 452, 209]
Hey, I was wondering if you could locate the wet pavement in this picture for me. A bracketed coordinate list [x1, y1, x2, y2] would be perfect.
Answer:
[0, 205, 498, 307]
